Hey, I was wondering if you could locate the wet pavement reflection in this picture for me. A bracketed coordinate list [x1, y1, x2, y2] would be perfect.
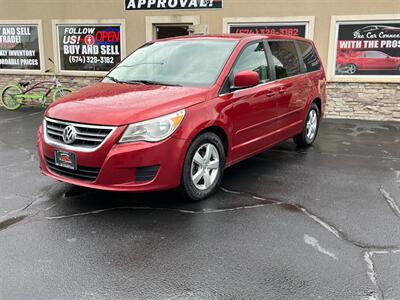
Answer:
[0, 107, 399, 299]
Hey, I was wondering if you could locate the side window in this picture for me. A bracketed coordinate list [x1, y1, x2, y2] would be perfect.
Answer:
[232, 42, 269, 84]
[297, 41, 321, 73]
[268, 41, 300, 79]
[366, 51, 386, 58]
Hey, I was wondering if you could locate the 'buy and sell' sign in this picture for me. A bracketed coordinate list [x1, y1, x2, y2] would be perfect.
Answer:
[335, 21, 400, 76]
[0, 24, 41, 70]
[125, 0, 223, 10]
[57, 24, 122, 72]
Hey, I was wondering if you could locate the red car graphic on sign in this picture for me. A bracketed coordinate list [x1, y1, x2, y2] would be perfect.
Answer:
[336, 50, 400, 74]
[59, 154, 72, 164]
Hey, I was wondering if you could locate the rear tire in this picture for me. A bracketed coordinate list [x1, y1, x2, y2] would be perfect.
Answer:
[180, 132, 225, 201]
[1, 85, 22, 110]
[293, 102, 320, 147]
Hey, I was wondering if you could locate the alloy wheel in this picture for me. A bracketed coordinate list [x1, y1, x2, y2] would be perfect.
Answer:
[306, 109, 318, 141]
[190, 143, 220, 190]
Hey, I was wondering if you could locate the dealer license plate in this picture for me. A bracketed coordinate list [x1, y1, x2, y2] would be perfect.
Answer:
[54, 150, 77, 170]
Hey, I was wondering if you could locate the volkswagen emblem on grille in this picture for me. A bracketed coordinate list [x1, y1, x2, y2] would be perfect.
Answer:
[62, 125, 77, 144]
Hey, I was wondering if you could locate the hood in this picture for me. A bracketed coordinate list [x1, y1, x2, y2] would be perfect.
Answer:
[46, 82, 209, 126]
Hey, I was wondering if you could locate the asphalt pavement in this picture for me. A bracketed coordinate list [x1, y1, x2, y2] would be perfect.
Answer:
[0, 107, 399, 300]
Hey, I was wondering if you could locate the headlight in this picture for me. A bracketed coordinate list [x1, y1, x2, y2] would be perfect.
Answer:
[119, 109, 186, 143]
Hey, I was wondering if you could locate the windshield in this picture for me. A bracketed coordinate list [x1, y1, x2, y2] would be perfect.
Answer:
[104, 39, 237, 87]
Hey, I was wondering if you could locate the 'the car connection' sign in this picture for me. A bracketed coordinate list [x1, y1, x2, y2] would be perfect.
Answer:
[125, 0, 223, 10]
[335, 22, 400, 76]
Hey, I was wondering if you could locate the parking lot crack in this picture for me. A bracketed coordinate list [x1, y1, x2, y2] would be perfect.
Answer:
[364, 251, 385, 300]
[0, 139, 37, 162]
[0, 215, 27, 232]
[220, 186, 400, 251]
[44, 203, 278, 220]
[220, 186, 400, 299]
[0, 185, 58, 224]
[269, 149, 400, 161]
[379, 186, 400, 218]
[304, 234, 338, 260]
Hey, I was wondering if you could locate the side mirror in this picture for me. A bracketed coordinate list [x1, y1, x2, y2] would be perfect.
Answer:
[233, 71, 260, 90]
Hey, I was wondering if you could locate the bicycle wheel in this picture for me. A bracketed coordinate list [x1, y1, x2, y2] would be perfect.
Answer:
[1, 85, 23, 110]
[52, 88, 72, 104]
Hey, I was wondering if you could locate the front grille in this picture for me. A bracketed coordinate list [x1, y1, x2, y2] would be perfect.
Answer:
[45, 118, 115, 151]
[45, 156, 100, 182]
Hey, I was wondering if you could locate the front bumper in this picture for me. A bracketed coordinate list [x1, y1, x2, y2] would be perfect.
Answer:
[37, 125, 187, 192]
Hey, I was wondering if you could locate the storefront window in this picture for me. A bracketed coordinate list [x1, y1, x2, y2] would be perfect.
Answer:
[334, 21, 400, 76]
[0, 24, 41, 70]
[56, 23, 123, 72]
[229, 23, 307, 38]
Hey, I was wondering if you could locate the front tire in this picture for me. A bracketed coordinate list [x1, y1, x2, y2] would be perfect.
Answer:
[180, 132, 225, 201]
[293, 103, 320, 147]
[1, 85, 22, 110]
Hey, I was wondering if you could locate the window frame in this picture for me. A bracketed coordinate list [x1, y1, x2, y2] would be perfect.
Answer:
[230, 40, 271, 85]
[0, 20, 45, 75]
[219, 39, 311, 95]
[327, 14, 400, 83]
[295, 40, 322, 73]
[222, 16, 315, 40]
[266, 40, 305, 80]
[219, 39, 273, 94]
[52, 19, 126, 77]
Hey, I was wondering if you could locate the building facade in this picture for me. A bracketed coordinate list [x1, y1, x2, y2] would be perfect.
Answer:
[1, 0, 400, 120]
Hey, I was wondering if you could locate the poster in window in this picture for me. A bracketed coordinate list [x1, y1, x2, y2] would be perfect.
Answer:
[0, 24, 41, 70]
[229, 23, 307, 38]
[335, 22, 400, 75]
[57, 24, 122, 72]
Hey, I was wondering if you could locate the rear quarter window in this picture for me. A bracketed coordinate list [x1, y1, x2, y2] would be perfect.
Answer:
[268, 41, 301, 79]
[297, 41, 321, 72]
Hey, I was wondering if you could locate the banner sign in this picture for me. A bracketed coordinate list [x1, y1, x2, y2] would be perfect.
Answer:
[125, 0, 223, 10]
[57, 24, 122, 72]
[229, 23, 307, 38]
[0, 24, 41, 70]
[335, 22, 400, 75]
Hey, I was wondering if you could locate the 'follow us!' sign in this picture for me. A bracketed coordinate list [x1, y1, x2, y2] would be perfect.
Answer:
[125, 0, 223, 10]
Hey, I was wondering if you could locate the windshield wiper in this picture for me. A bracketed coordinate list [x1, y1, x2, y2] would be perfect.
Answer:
[105, 75, 124, 84]
[125, 80, 182, 87]
[106, 76, 181, 87]
[118, 62, 165, 68]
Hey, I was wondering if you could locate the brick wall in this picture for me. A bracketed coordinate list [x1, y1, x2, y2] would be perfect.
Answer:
[0, 74, 399, 121]
[0, 74, 100, 92]
[326, 82, 400, 121]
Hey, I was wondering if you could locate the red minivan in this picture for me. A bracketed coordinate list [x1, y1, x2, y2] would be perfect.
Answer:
[37, 34, 327, 200]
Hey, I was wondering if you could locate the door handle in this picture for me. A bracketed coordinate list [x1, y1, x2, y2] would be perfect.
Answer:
[265, 91, 276, 98]
[278, 88, 287, 94]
